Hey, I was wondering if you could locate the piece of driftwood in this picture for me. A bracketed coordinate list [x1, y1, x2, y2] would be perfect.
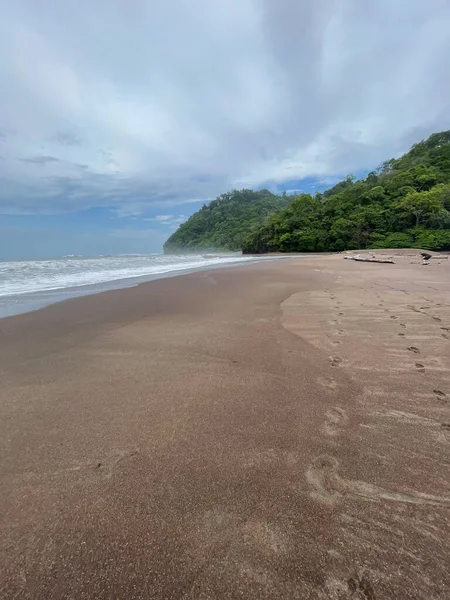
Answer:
[344, 255, 395, 264]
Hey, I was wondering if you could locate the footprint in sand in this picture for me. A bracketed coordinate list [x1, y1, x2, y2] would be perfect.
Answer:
[415, 363, 425, 372]
[432, 316, 442, 322]
[331, 340, 341, 346]
[390, 315, 398, 320]
[338, 312, 344, 316]
[398, 333, 405, 337]
[433, 390, 447, 401]
[323, 407, 348, 437]
[317, 376, 339, 390]
[407, 346, 420, 354]
[305, 455, 340, 503]
[408, 305, 422, 314]
[330, 356, 343, 367]
[442, 334, 449, 339]
[399, 323, 406, 328]
[347, 575, 376, 600]
[441, 326, 450, 331]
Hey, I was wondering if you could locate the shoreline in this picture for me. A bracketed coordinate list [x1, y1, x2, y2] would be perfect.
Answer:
[0, 254, 279, 319]
[0, 249, 413, 320]
[0, 253, 332, 320]
[1, 254, 449, 599]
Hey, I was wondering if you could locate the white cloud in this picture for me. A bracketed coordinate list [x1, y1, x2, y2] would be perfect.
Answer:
[144, 214, 188, 226]
[0, 0, 449, 215]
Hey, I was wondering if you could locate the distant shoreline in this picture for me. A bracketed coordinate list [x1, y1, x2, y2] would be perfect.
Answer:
[0, 254, 275, 319]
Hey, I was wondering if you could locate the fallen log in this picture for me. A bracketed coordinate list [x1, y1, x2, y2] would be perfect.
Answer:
[344, 255, 395, 264]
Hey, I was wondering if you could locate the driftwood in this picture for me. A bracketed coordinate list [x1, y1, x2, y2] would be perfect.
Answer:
[344, 255, 395, 264]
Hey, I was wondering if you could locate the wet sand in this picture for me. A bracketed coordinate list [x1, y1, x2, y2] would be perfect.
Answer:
[1, 252, 449, 599]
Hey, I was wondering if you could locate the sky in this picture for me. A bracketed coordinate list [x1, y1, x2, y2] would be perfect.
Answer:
[0, 0, 449, 259]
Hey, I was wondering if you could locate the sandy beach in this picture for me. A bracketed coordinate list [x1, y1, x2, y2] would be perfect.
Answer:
[1, 253, 449, 599]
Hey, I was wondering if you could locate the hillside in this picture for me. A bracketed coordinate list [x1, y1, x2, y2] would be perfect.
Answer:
[243, 131, 450, 253]
[163, 189, 290, 253]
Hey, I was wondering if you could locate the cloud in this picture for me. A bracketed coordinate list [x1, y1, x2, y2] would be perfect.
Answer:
[144, 214, 188, 226]
[0, 0, 449, 216]
[19, 155, 60, 165]
[52, 131, 83, 146]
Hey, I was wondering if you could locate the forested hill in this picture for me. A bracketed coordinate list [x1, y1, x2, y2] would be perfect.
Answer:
[243, 131, 450, 253]
[163, 189, 290, 253]
[163, 131, 450, 255]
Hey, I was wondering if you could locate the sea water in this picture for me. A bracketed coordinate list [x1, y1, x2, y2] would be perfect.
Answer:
[0, 253, 260, 318]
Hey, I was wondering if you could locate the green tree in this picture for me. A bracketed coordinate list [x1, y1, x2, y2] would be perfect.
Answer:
[395, 189, 443, 227]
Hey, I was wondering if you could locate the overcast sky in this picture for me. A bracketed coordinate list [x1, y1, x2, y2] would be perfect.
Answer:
[0, 0, 449, 258]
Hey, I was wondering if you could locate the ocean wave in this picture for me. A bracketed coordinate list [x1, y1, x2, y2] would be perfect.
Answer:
[0, 253, 254, 297]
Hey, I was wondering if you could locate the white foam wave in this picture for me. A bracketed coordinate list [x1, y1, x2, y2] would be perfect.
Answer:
[0, 254, 254, 297]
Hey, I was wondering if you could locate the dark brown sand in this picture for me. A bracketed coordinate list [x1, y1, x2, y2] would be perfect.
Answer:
[1, 253, 449, 599]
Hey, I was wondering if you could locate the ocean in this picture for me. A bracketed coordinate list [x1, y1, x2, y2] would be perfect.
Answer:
[0, 253, 261, 318]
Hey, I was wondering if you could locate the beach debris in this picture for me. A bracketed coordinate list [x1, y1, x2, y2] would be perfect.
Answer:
[344, 254, 395, 264]
[420, 252, 432, 260]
